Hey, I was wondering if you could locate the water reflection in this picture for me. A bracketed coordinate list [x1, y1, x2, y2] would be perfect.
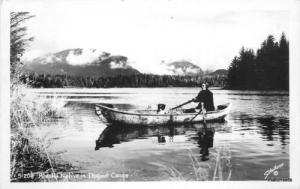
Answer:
[233, 115, 289, 149]
[95, 124, 195, 150]
[256, 116, 289, 145]
[168, 124, 175, 142]
[95, 123, 223, 151]
[94, 111, 289, 151]
[197, 127, 215, 161]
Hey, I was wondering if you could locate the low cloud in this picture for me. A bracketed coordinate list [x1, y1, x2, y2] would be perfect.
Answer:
[110, 61, 128, 69]
[66, 49, 104, 66]
[22, 50, 45, 62]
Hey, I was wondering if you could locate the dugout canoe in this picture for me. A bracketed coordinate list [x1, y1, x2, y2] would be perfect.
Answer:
[95, 103, 231, 126]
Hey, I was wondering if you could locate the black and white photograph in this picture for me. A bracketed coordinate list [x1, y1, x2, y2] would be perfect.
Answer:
[1, 0, 300, 187]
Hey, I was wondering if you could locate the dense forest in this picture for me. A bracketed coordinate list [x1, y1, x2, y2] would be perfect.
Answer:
[20, 73, 227, 88]
[20, 33, 288, 90]
[227, 33, 289, 90]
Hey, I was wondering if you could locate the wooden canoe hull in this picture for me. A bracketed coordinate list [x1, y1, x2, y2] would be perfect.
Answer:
[95, 103, 231, 126]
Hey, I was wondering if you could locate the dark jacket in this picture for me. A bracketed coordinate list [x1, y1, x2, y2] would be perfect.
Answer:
[194, 90, 215, 111]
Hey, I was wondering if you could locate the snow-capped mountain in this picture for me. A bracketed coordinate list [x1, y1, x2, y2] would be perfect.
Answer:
[162, 60, 203, 76]
[23, 48, 207, 77]
[23, 48, 140, 77]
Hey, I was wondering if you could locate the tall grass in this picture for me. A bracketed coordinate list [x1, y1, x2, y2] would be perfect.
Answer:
[211, 144, 232, 181]
[10, 82, 68, 182]
[151, 146, 232, 181]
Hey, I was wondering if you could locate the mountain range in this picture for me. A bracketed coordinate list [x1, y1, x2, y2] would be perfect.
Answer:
[23, 49, 140, 77]
[23, 48, 227, 77]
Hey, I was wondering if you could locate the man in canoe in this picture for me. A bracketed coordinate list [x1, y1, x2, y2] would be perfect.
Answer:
[193, 83, 215, 112]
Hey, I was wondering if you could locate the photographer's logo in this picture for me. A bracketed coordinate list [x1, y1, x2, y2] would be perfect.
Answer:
[264, 163, 284, 179]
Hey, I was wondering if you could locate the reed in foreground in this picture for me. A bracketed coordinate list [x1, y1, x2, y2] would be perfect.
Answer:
[150, 145, 232, 181]
[10, 83, 71, 182]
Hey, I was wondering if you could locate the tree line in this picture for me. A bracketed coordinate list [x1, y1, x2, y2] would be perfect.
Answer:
[227, 33, 289, 90]
[20, 73, 227, 88]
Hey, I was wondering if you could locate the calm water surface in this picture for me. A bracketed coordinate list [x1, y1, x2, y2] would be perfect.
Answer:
[30, 88, 289, 181]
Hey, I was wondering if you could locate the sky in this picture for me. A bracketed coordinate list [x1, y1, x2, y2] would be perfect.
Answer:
[7, 0, 291, 73]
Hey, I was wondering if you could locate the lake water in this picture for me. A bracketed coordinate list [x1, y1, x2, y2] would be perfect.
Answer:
[30, 88, 289, 181]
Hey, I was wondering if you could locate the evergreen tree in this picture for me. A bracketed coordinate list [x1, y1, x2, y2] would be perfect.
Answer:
[227, 33, 289, 90]
[10, 12, 35, 79]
